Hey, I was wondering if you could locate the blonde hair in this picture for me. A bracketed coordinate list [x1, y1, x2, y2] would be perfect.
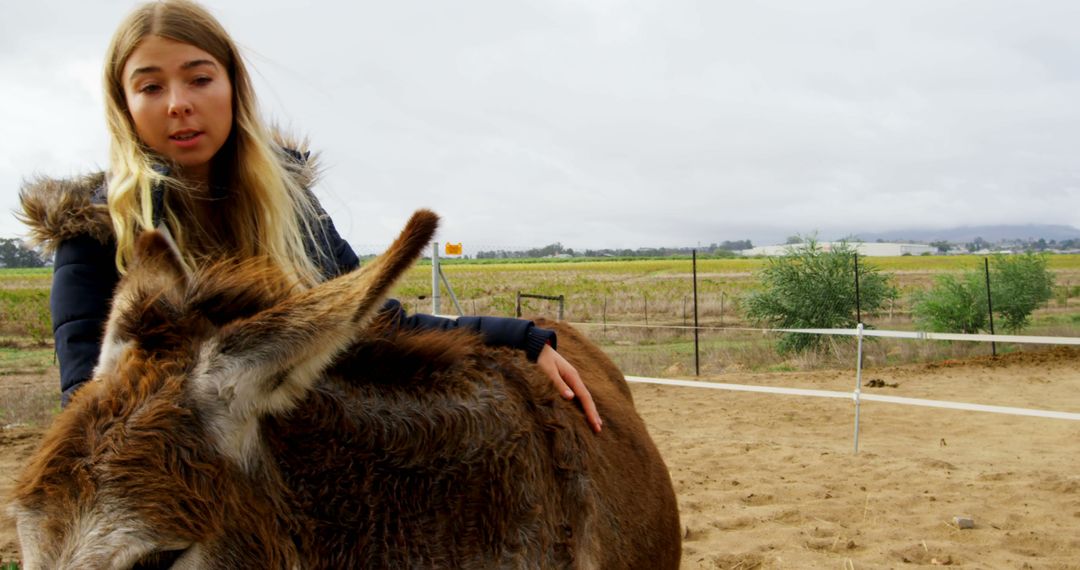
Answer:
[103, 0, 323, 286]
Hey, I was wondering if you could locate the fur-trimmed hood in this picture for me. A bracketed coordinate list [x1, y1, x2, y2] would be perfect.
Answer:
[17, 172, 112, 256]
[17, 134, 319, 256]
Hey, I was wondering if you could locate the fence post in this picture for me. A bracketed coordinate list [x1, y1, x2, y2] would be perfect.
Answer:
[558, 295, 565, 321]
[515, 291, 521, 318]
[644, 293, 648, 325]
[984, 257, 996, 357]
[432, 242, 440, 315]
[853, 322, 865, 454]
[603, 297, 607, 334]
[693, 250, 700, 377]
[854, 253, 862, 324]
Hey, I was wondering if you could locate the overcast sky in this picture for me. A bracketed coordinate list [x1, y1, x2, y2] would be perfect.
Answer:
[4, 0, 1080, 253]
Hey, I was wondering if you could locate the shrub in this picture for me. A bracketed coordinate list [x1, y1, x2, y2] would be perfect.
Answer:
[910, 272, 987, 333]
[990, 253, 1053, 331]
[743, 239, 896, 353]
[910, 253, 1054, 334]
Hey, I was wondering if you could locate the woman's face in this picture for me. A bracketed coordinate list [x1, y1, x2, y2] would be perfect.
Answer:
[122, 35, 233, 183]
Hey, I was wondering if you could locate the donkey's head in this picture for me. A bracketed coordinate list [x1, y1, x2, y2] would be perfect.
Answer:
[10, 210, 438, 569]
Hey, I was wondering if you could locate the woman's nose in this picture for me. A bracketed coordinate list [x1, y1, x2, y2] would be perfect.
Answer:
[168, 94, 193, 117]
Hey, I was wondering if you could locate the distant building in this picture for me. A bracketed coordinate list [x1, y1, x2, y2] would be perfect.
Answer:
[740, 242, 935, 257]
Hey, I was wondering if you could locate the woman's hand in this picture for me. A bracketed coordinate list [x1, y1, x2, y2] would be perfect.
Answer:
[536, 344, 602, 433]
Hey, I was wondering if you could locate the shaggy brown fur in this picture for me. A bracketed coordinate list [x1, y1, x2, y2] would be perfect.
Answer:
[268, 322, 682, 568]
[11, 209, 681, 569]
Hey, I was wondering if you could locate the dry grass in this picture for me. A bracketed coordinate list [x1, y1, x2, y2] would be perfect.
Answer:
[0, 344, 58, 428]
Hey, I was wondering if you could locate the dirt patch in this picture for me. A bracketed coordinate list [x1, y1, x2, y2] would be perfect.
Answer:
[637, 347, 1080, 569]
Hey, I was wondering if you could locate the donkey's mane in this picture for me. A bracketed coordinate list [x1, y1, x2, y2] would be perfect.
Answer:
[187, 256, 299, 325]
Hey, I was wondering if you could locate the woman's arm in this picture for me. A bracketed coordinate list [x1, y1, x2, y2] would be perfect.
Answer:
[381, 299, 602, 433]
[50, 236, 120, 406]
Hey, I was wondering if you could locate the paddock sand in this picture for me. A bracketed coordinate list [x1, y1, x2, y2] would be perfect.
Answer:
[2, 348, 1079, 567]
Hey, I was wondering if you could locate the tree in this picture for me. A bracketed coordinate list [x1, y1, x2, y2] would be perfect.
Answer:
[990, 253, 1053, 331]
[910, 272, 987, 333]
[911, 253, 1053, 333]
[0, 238, 47, 268]
[966, 236, 990, 252]
[929, 240, 951, 254]
[717, 240, 753, 251]
[743, 239, 896, 353]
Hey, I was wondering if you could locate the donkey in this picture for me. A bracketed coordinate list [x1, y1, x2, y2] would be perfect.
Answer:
[9, 210, 681, 569]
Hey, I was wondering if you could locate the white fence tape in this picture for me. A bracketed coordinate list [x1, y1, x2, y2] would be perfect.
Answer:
[627, 376, 850, 400]
[568, 321, 1080, 347]
[625, 376, 1080, 421]
[621, 324, 1080, 452]
[778, 328, 1080, 346]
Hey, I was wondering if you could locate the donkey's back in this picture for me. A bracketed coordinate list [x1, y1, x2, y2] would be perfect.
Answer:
[267, 320, 682, 569]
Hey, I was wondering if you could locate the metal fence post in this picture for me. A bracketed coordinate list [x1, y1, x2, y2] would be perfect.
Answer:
[854, 253, 862, 324]
[432, 242, 440, 315]
[985, 257, 996, 356]
[693, 250, 700, 376]
[853, 322, 865, 454]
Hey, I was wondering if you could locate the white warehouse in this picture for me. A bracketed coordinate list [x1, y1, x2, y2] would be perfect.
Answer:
[740, 242, 935, 257]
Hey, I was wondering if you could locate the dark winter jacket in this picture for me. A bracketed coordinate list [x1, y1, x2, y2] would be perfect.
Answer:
[18, 148, 555, 406]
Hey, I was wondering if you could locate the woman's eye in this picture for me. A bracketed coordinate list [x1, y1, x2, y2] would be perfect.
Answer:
[192, 76, 212, 86]
[138, 84, 162, 94]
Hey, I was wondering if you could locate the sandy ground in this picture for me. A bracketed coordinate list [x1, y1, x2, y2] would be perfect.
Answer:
[2, 349, 1079, 568]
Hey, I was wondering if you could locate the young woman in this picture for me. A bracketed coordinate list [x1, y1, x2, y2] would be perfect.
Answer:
[20, 0, 600, 431]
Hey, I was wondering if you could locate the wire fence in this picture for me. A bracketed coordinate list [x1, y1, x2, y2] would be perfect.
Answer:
[426, 247, 1080, 452]
[420, 246, 1080, 380]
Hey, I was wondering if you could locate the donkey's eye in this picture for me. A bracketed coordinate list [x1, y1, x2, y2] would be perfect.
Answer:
[131, 548, 188, 570]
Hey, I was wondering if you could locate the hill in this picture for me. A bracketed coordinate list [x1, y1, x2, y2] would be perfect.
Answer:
[851, 224, 1080, 244]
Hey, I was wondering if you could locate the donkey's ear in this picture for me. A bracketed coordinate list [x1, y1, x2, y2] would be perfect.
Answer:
[198, 210, 439, 419]
[128, 226, 189, 288]
[94, 229, 191, 378]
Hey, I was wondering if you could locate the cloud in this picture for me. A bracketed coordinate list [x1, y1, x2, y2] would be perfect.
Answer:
[4, 0, 1080, 250]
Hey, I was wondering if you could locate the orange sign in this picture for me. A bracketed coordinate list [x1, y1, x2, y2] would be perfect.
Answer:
[444, 242, 463, 255]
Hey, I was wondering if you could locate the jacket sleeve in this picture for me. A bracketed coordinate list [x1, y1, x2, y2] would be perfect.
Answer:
[50, 235, 120, 406]
[306, 197, 359, 278]
[379, 299, 556, 362]
[321, 212, 359, 275]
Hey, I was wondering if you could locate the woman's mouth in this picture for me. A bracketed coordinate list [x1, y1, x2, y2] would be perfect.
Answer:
[169, 131, 204, 147]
